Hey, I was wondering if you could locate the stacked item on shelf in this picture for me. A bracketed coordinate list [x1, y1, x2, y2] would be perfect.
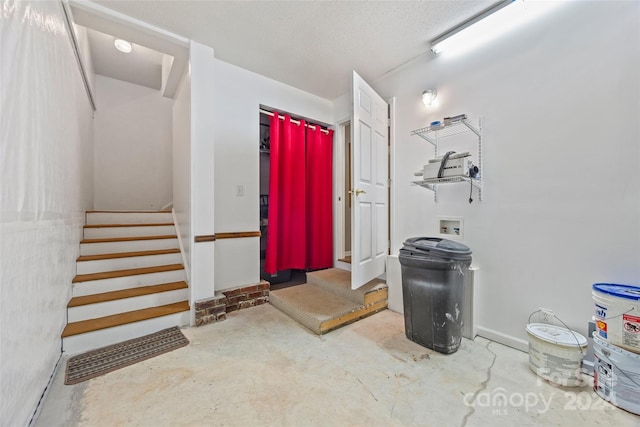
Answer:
[591, 283, 640, 415]
[415, 151, 478, 181]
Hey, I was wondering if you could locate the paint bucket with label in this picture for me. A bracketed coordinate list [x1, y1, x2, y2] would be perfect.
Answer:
[592, 283, 640, 354]
[525, 323, 588, 387]
[593, 333, 640, 415]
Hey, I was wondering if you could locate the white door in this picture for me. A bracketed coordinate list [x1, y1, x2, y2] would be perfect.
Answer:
[351, 71, 388, 289]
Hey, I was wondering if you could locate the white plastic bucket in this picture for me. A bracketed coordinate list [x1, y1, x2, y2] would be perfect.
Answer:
[525, 323, 587, 387]
[593, 283, 640, 354]
[593, 333, 640, 415]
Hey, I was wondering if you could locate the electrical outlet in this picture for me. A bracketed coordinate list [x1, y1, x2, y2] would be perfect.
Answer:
[540, 307, 554, 322]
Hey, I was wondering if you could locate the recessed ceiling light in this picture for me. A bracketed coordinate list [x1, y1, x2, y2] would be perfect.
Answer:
[114, 39, 132, 54]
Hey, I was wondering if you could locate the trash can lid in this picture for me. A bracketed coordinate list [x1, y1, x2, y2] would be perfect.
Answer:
[401, 237, 471, 260]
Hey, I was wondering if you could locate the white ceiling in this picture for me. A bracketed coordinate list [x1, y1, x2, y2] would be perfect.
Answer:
[88, 0, 496, 100]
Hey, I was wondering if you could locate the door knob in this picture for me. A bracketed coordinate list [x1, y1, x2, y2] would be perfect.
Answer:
[349, 189, 366, 196]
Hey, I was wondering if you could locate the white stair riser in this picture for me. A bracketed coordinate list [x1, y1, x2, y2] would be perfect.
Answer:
[80, 238, 179, 256]
[73, 270, 186, 296]
[68, 289, 189, 323]
[86, 212, 173, 225]
[77, 253, 182, 275]
[84, 225, 176, 239]
[62, 311, 190, 355]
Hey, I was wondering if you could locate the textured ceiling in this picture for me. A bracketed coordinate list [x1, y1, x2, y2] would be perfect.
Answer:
[91, 0, 495, 99]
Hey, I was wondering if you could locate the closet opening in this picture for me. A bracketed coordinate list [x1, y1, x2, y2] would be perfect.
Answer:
[259, 108, 334, 290]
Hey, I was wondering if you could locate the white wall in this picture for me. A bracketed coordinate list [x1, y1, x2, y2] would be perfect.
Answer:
[172, 67, 192, 285]
[373, 1, 640, 348]
[212, 59, 333, 291]
[93, 75, 173, 210]
[0, 1, 94, 425]
[189, 41, 216, 304]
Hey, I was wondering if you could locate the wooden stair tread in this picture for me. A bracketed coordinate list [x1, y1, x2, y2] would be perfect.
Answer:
[77, 248, 180, 262]
[68, 281, 188, 307]
[62, 301, 189, 337]
[72, 264, 184, 283]
[87, 210, 171, 213]
[81, 235, 177, 244]
[84, 223, 174, 228]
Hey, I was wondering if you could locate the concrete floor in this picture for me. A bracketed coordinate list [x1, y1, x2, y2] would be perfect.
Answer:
[36, 305, 639, 426]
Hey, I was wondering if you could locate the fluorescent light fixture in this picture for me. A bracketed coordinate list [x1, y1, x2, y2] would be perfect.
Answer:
[114, 39, 132, 53]
[422, 89, 437, 106]
[430, 0, 562, 57]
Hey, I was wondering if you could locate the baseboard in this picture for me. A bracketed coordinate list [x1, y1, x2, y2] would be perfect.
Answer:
[477, 326, 529, 353]
[334, 261, 351, 271]
[28, 353, 63, 427]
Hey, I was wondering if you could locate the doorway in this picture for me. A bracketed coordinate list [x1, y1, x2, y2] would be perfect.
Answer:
[338, 121, 352, 264]
[258, 108, 333, 290]
[335, 96, 394, 278]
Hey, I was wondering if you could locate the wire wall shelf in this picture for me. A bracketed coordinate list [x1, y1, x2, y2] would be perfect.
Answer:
[412, 176, 482, 188]
[411, 119, 481, 146]
[410, 117, 483, 202]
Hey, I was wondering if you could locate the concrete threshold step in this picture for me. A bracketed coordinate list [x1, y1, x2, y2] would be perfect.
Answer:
[269, 283, 386, 335]
[307, 268, 388, 305]
[62, 301, 190, 338]
[73, 264, 184, 283]
[68, 281, 188, 307]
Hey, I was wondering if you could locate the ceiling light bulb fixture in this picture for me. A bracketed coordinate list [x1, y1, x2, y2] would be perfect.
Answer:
[422, 89, 437, 107]
[114, 39, 132, 54]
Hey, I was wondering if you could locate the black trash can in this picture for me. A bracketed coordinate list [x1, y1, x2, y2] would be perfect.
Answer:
[399, 237, 472, 354]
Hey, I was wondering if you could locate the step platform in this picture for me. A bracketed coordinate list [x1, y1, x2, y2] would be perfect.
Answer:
[269, 268, 387, 334]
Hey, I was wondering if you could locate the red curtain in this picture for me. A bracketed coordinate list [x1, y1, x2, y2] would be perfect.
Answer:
[306, 126, 334, 270]
[265, 113, 334, 274]
[265, 114, 307, 273]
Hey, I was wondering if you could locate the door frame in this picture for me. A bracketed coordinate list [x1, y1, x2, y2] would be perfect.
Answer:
[334, 117, 352, 268]
[388, 96, 396, 257]
[333, 97, 396, 270]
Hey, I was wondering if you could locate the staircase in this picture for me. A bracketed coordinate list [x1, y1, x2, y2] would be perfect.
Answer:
[269, 268, 387, 334]
[62, 211, 190, 355]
